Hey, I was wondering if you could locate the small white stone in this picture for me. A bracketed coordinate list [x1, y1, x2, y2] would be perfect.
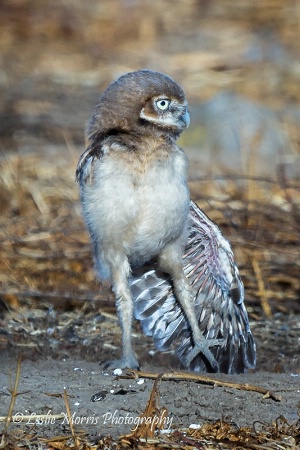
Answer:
[189, 424, 201, 430]
[113, 368, 123, 376]
[160, 429, 172, 434]
[136, 378, 145, 385]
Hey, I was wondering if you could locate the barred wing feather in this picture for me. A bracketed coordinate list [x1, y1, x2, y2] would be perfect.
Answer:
[131, 200, 256, 373]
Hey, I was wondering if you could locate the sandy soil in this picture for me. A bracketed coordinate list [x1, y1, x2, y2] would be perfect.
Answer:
[1, 306, 299, 444]
[1, 356, 299, 441]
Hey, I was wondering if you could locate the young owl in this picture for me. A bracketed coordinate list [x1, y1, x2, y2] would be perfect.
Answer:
[76, 70, 256, 373]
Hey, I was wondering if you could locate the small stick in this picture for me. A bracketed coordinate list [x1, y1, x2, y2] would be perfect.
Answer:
[120, 370, 281, 402]
[62, 389, 80, 448]
[2, 355, 22, 435]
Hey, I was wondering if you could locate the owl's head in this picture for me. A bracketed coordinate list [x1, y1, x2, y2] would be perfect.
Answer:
[87, 70, 190, 141]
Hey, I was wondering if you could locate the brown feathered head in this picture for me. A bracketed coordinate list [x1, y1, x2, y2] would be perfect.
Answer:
[87, 70, 190, 141]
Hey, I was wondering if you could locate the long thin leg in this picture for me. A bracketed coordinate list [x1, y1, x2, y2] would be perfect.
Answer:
[158, 243, 223, 371]
[105, 255, 139, 369]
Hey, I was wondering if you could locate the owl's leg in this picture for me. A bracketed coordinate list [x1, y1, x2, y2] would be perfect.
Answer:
[158, 244, 223, 372]
[103, 255, 139, 370]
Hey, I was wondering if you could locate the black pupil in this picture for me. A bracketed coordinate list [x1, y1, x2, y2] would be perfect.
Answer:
[160, 101, 166, 107]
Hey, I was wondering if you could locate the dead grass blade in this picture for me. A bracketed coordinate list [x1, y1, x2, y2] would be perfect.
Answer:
[121, 373, 169, 441]
[251, 250, 272, 318]
[187, 416, 300, 449]
[62, 389, 81, 448]
[0, 354, 22, 447]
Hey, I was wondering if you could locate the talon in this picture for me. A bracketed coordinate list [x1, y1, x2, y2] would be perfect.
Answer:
[207, 338, 224, 348]
[185, 338, 224, 372]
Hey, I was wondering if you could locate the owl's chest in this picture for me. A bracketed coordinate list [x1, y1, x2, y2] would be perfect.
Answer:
[98, 146, 189, 209]
[84, 146, 190, 260]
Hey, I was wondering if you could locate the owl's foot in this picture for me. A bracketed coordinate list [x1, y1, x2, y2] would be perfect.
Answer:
[101, 355, 140, 371]
[184, 338, 224, 372]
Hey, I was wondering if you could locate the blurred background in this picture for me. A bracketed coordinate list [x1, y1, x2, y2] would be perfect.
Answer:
[0, 0, 299, 372]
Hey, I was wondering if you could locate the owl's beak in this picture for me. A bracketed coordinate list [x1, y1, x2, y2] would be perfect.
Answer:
[173, 105, 190, 129]
[175, 106, 190, 129]
[181, 109, 190, 128]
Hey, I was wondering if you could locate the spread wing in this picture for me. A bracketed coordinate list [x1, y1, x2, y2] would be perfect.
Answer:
[131, 200, 256, 373]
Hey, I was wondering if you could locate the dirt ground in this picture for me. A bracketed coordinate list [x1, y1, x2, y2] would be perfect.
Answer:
[0, 305, 299, 445]
[0, 356, 300, 441]
[0, 1, 300, 448]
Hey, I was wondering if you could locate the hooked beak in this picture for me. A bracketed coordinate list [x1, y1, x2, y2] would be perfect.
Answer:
[173, 105, 190, 129]
[181, 108, 190, 128]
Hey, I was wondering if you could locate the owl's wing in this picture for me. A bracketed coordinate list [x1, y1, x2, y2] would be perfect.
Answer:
[131, 200, 256, 373]
[76, 137, 127, 185]
[75, 142, 102, 185]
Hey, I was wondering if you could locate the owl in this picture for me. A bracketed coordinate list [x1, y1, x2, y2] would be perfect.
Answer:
[76, 70, 256, 373]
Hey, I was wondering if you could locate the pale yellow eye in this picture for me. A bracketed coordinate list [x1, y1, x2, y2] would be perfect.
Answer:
[156, 99, 170, 111]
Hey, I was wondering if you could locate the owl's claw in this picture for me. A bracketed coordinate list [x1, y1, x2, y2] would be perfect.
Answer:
[184, 338, 224, 372]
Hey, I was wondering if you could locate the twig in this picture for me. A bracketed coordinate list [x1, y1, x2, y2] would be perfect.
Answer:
[62, 388, 80, 448]
[0, 355, 22, 447]
[120, 370, 281, 402]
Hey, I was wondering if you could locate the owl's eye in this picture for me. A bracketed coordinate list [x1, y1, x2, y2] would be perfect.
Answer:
[156, 99, 170, 111]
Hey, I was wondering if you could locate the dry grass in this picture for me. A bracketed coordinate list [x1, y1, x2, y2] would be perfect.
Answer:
[0, 0, 300, 447]
[0, 148, 299, 318]
[0, 149, 107, 305]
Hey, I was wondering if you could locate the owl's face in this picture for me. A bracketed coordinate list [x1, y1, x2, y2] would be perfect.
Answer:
[140, 93, 190, 132]
[88, 70, 190, 139]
